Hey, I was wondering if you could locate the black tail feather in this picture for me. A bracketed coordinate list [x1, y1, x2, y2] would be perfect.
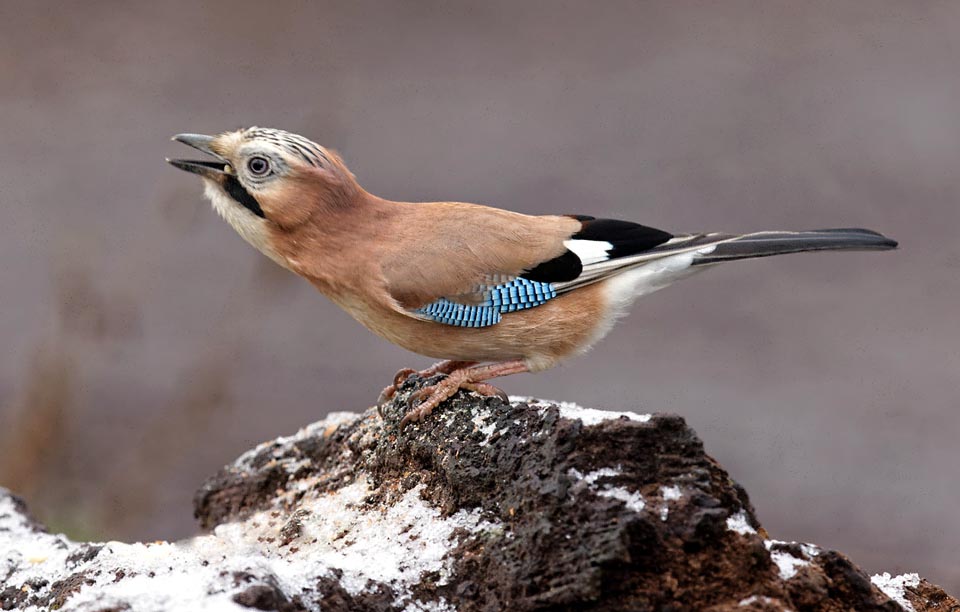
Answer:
[692, 228, 897, 265]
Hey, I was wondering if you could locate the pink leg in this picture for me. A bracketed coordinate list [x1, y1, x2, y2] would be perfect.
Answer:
[399, 360, 529, 429]
[377, 360, 476, 408]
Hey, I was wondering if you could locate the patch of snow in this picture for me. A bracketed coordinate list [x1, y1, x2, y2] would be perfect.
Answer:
[0, 494, 245, 612]
[511, 396, 651, 425]
[659, 485, 682, 521]
[738, 594, 792, 610]
[726, 510, 757, 535]
[470, 407, 498, 446]
[568, 467, 645, 513]
[799, 543, 820, 558]
[0, 477, 498, 612]
[597, 486, 646, 513]
[661, 485, 682, 501]
[761, 540, 815, 581]
[405, 599, 456, 612]
[763, 539, 820, 559]
[871, 572, 920, 612]
[207, 477, 495, 597]
[768, 550, 810, 580]
[763, 540, 820, 580]
[575, 467, 622, 484]
[234, 411, 363, 472]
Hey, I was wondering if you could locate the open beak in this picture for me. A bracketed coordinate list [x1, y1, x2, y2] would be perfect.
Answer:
[166, 133, 232, 178]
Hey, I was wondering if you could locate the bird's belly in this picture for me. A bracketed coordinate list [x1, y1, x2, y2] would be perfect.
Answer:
[330, 282, 614, 371]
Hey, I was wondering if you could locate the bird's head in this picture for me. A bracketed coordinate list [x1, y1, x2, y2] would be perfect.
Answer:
[167, 127, 359, 230]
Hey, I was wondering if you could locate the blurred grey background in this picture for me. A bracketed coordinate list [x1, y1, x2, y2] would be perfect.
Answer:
[1, 0, 957, 592]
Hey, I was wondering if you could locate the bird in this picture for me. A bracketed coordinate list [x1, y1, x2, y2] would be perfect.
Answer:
[168, 127, 897, 428]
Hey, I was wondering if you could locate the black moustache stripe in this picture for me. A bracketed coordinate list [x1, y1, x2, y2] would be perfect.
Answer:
[223, 176, 266, 219]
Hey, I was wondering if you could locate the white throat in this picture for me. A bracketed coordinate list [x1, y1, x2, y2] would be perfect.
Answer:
[202, 179, 289, 269]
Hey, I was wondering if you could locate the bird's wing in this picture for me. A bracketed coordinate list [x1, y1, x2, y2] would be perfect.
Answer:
[381, 206, 727, 329]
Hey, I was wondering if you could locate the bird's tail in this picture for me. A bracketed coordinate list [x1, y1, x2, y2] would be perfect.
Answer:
[691, 228, 898, 266]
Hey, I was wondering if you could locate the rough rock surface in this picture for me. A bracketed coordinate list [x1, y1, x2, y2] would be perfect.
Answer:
[1, 375, 956, 611]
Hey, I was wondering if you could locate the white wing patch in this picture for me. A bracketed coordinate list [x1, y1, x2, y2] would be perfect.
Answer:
[563, 239, 613, 265]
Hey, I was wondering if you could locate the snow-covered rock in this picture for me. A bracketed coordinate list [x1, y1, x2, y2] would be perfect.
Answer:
[2, 375, 956, 611]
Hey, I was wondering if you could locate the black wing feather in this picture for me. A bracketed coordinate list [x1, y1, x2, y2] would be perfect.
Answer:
[522, 250, 582, 282]
[574, 217, 673, 258]
[520, 216, 673, 283]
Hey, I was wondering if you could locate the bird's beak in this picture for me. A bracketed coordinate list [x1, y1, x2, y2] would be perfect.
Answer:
[166, 133, 232, 178]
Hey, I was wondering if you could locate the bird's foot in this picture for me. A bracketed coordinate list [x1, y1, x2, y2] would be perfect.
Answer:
[401, 379, 509, 427]
[377, 360, 476, 413]
[398, 360, 527, 429]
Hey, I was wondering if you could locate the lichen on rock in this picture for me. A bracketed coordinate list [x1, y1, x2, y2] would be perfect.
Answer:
[1, 375, 956, 611]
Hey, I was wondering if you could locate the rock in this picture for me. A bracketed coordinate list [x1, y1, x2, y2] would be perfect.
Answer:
[1, 375, 956, 611]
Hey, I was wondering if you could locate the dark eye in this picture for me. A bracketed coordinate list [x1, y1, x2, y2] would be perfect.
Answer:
[247, 156, 270, 176]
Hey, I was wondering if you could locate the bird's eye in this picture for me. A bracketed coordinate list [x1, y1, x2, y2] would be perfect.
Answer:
[247, 156, 270, 176]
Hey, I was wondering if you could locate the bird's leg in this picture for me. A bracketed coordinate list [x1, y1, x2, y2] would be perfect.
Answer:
[399, 360, 529, 428]
[377, 360, 476, 408]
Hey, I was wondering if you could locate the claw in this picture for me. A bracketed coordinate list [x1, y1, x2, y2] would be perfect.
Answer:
[399, 411, 418, 429]
[377, 386, 396, 408]
[377, 368, 422, 412]
[392, 368, 416, 387]
[462, 382, 509, 402]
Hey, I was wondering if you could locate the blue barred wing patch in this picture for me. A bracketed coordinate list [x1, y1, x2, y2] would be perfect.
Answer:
[414, 278, 558, 328]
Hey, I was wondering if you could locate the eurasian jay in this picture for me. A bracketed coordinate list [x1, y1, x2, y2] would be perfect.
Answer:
[168, 128, 897, 427]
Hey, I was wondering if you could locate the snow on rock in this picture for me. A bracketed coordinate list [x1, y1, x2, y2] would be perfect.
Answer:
[467, 405, 500, 446]
[0, 409, 497, 611]
[661, 485, 682, 501]
[232, 411, 363, 474]
[759, 540, 820, 581]
[0, 492, 248, 612]
[739, 594, 791, 610]
[872, 572, 922, 612]
[511, 396, 652, 425]
[726, 509, 757, 535]
[0, 476, 492, 612]
[2, 381, 956, 612]
[569, 467, 646, 513]
[768, 549, 810, 581]
[204, 478, 493, 597]
[659, 485, 682, 521]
